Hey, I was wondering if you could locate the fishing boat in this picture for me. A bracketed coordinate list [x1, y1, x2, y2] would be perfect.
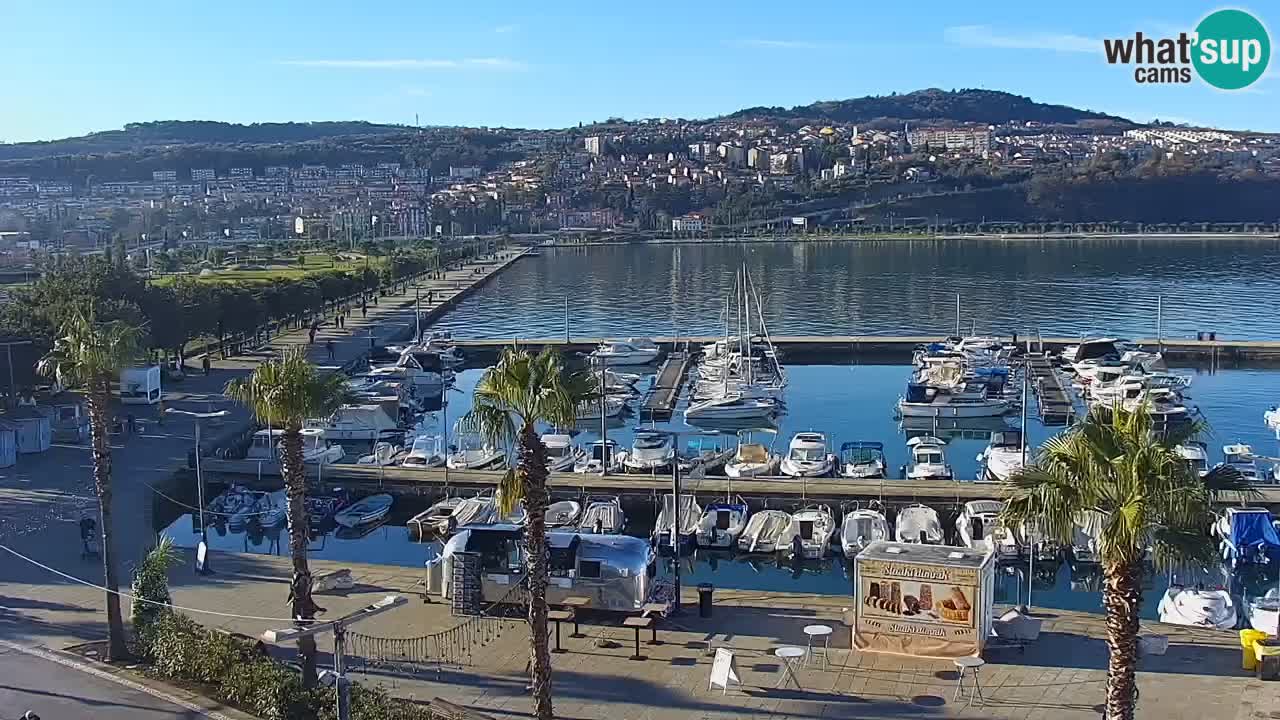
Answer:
[839, 506, 890, 559]
[737, 510, 793, 553]
[724, 440, 780, 478]
[779, 432, 834, 478]
[839, 441, 886, 479]
[897, 382, 1012, 418]
[578, 497, 625, 534]
[894, 504, 943, 544]
[446, 432, 505, 470]
[573, 439, 623, 474]
[977, 430, 1025, 482]
[1157, 587, 1237, 630]
[684, 394, 778, 423]
[955, 500, 1019, 560]
[785, 505, 834, 559]
[356, 441, 401, 466]
[1248, 589, 1279, 635]
[546, 500, 583, 528]
[623, 430, 675, 473]
[592, 338, 661, 364]
[1213, 506, 1280, 569]
[542, 433, 582, 472]
[400, 435, 446, 468]
[694, 497, 749, 549]
[653, 493, 700, 548]
[334, 493, 394, 528]
[1071, 511, 1107, 564]
[904, 436, 953, 480]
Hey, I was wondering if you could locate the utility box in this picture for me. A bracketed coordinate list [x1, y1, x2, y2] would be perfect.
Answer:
[854, 540, 995, 659]
[120, 365, 162, 405]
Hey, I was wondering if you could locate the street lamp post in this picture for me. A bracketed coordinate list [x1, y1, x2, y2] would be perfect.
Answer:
[165, 408, 230, 574]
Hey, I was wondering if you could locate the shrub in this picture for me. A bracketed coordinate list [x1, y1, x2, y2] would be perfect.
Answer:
[130, 537, 181, 635]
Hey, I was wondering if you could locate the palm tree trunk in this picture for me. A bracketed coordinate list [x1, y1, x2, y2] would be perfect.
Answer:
[520, 425, 554, 720]
[86, 380, 128, 661]
[1102, 560, 1142, 720]
[280, 429, 320, 688]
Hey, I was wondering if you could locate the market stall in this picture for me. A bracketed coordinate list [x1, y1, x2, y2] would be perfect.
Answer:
[854, 540, 995, 658]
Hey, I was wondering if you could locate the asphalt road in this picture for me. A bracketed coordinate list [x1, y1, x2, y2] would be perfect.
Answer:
[0, 645, 204, 720]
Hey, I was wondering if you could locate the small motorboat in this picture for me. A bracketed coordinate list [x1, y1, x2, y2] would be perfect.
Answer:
[787, 505, 835, 559]
[977, 430, 1025, 482]
[654, 493, 701, 548]
[1175, 442, 1210, 478]
[577, 497, 625, 534]
[228, 492, 278, 531]
[839, 506, 890, 559]
[1247, 589, 1279, 635]
[545, 500, 583, 528]
[1266, 406, 1280, 431]
[401, 435, 446, 468]
[695, 497, 749, 549]
[894, 504, 943, 544]
[576, 395, 628, 421]
[779, 432, 834, 478]
[207, 485, 254, 519]
[334, 493, 394, 528]
[955, 500, 1019, 560]
[1157, 587, 1237, 629]
[623, 430, 675, 473]
[592, 338, 661, 364]
[447, 433, 505, 470]
[737, 509, 793, 553]
[408, 496, 461, 537]
[451, 495, 496, 528]
[724, 441, 780, 478]
[839, 441, 886, 479]
[904, 436, 953, 480]
[1213, 506, 1280, 569]
[356, 441, 402, 466]
[573, 439, 623, 474]
[542, 433, 582, 472]
[1223, 443, 1265, 483]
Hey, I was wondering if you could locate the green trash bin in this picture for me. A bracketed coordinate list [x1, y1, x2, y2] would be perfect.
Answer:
[1240, 629, 1267, 671]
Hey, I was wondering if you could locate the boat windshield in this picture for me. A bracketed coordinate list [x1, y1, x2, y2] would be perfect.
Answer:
[591, 444, 613, 461]
[791, 447, 825, 462]
[917, 451, 944, 464]
[634, 435, 667, 449]
[547, 444, 571, 458]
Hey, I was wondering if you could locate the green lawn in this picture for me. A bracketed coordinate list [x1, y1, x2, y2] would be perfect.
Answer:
[151, 256, 385, 286]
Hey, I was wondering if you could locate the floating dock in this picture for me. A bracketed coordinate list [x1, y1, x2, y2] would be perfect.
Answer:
[640, 351, 690, 421]
[1025, 352, 1075, 425]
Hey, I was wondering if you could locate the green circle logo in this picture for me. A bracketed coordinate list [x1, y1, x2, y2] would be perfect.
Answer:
[1192, 9, 1271, 90]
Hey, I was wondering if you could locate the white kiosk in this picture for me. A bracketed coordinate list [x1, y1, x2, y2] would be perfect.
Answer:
[854, 540, 995, 659]
[120, 365, 162, 405]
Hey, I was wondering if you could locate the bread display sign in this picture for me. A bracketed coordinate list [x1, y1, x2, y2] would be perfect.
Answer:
[859, 570, 977, 630]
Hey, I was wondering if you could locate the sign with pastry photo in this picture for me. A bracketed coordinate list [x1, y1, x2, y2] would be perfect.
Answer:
[860, 576, 975, 629]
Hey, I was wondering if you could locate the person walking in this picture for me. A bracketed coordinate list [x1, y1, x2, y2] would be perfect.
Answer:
[326, 339, 336, 362]
[308, 326, 316, 345]
[202, 353, 211, 376]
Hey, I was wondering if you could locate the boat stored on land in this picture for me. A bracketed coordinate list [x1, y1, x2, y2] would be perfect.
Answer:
[1157, 587, 1237, 630]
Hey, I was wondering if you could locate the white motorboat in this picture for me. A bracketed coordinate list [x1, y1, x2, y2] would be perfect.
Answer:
[1157, 587, 1237, 630]
[894, 504, 944, 544]
[786, 505, 835, 559]
[367, 347, 446, 397]
[541, 433, 582, 472]
[576, 395, 628, 420]
[545, 500, 582, 528]
[356, 441, 401, 466]
[447, 433, 505, 470]
[1120, 349, 1166, 372]
[1071, 510, 1107, 563]
[1266, 406, 1280, 431]
[839, 441, 887, 479]
[299, 428, 346, 465]
[573, 439, 624, 474]
[592, 338, 661, 364]
[334, 493, 394, 528]
[654, 493, 701, 548]
[695, 498, 750, 549]
[577, 497, 625, 534]
[1247, 589, 1279, 635]
[955, 500, 1019, 559]
[898, 382, 1012, 418]
[779, 432, 834, 477]
[1223, 443, 1265, 483]
[737, 509, 793, 553]
[623, 430, 675, 473]
[904, 436, 953, 480]
[400, 434, 446, 468]
[978, 430, 1025, 482]
[408, 496, 461, 537]
[724, 442, 780, 478]
[1175, 442, 1210, 478]
[839, 507, 890, 558]
[309, 404, 400, 442]
[229, 492, 284, 530]
[684, 394, 778, 423]
[451, 495, 496, 528]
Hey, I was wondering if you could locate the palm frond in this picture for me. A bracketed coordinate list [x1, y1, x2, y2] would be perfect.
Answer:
[224, 347, 348, 430]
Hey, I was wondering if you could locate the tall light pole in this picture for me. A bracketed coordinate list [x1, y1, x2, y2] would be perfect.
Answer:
[166, 408, 230, 574]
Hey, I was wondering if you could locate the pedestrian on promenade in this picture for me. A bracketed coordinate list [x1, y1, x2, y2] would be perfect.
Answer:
[361, 303, 367, 319]
[339, 314, 345, 329]
[127, 413, 137, 435]
[326, 339, 336, 362]
[308, 327, 316, 345]
[427, 290, 433, 304]
[202, 354, 211, 376]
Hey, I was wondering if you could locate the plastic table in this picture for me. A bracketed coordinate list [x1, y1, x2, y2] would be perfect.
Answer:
[803, 624, 833, 669]
[773, 646, 806, 689]
[953, 656, 986, 705]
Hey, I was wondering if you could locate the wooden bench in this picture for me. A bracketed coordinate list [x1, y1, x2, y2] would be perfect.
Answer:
[430, 698, 496, 720]
[622, 616, 653, 660]
[548, 609, 574, 653]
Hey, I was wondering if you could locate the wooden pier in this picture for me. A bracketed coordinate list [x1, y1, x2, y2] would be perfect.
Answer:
[640, 351, 690, 421]
[1025, 353, 1075, 425]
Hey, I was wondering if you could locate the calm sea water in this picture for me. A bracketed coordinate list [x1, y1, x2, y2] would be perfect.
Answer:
[429, 239, 1280, 340]
[165, 362, 1280, 619]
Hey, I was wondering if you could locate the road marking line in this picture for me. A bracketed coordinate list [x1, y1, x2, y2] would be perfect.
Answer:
[0, 638, 242, 720]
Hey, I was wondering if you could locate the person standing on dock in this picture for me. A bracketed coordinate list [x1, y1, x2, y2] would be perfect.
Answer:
[326, 339, 335, 362]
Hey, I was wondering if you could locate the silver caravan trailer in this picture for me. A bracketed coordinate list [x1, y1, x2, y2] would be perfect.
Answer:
[427, 525, 655, 612]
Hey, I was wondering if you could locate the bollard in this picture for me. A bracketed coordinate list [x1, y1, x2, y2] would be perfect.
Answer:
[697, 583, 714, 618]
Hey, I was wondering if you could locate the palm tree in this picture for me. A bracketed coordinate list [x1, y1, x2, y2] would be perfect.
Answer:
[460, 347, 593, 720]
[37, 306, 144, 662]
[224, 347, 348, 687]
[1001, 405, 1247, 720]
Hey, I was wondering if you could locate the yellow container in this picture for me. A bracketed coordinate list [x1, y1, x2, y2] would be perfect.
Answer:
[1256, 638, 1280, 657]
[1241, 629, 1268, 670]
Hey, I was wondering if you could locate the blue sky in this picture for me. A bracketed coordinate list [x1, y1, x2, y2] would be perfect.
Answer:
[1, 0, 1275, 142]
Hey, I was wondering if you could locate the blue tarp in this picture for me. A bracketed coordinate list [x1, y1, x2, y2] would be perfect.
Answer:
[1230, 511, 1280, 559]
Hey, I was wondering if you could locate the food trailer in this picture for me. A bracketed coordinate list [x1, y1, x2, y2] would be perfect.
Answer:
[854, 540, 994, 658]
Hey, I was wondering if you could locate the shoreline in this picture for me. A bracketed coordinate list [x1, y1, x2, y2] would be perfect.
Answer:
[538, 231, 1280, 247]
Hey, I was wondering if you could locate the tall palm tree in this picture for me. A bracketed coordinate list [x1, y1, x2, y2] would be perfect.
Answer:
[224, 347, 348, 687]
[460, 347, 593, 720]
[1001, 405, 1247, 720]
[37, 306, 144, 662]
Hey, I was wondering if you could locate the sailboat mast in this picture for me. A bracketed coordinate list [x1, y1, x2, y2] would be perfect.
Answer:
[745, 269, 783, 381]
